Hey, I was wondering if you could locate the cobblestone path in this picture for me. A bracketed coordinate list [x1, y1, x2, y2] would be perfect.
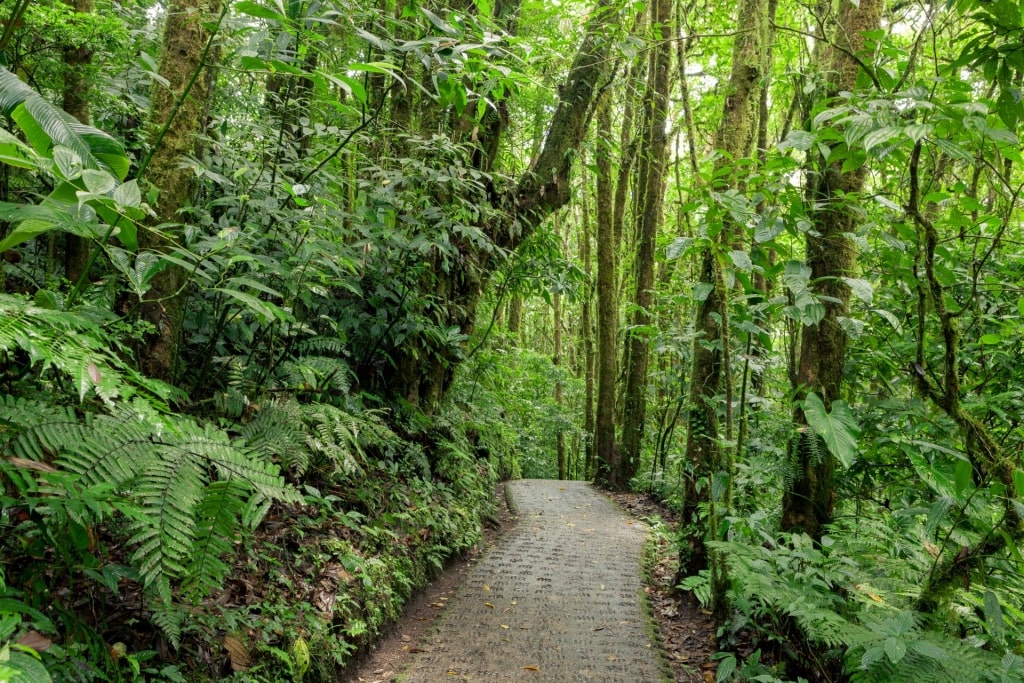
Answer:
[399, 479, 669, 682]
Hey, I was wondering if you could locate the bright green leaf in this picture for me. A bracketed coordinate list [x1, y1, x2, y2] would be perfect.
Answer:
[802, 392, 859, 468]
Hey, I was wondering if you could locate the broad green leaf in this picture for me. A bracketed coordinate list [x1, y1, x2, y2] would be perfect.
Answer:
[803, 392, 859, 468]
[214, 287, 291, 323]
[4, 650, 53, 683]
[954, 458, 973, 495]
[863, 126, 902, 152]
[983, 126, 1018, 145]
[842, 277, 873, 304]
[933, 137, 972, 160]
[0, 67, 129, 179]
[729, 249, 752, 271]
[322, 72, 367, 104]
[420, 6, 457, 35]
[778, 129, 815, 151]
[82, 168, 116, 195]
[114, 180, 142, 208]
[1013, 469, 1024, 498]
[54, 146, 83, 180]
[984, 590, 1006, 645]
[234, 0, 286, 20]
[0, 129, 37, 169]
[883, 637, 907, 664]
[980, 333, 1002, 345]
[754, 216, 784, 243]
[903, 122, 934, 142]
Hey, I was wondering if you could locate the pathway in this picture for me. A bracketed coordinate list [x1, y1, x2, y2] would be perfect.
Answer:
[398, 479, 669, 682]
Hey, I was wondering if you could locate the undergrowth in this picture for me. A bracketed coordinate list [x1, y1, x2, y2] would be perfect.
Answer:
[0, 293, 502, 681]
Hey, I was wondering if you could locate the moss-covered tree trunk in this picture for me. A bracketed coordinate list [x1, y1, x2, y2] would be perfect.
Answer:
[61, 0, 94, 285]
[619, 0, 672, 490]
[680, 0, 768, 583]
[137, 0, 223, 381]
[594, 95, 620, 488]
[780, 0, 883, 540]
[580, 184, 596, 479]
[377, 0, 618, 411]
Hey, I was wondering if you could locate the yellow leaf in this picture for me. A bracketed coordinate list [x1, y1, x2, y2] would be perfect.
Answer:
[485, 602, 494, 608]
[523, 665, 540, 671]
[500, 624, 509, 629]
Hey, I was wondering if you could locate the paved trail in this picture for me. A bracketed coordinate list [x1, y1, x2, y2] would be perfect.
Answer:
[399, 479, 668, 682]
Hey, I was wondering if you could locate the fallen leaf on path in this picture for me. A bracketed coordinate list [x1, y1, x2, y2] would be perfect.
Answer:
[500, 624, 509, 629]
[484, 602, 494, 608]
[523, 665, 540, 671]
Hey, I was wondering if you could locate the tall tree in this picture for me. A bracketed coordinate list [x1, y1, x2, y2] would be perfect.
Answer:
[680, 0, 769, 581]
[137, 0, 225, 380]
[593, 94, 620, 487]
[61, 0, 95, 285]
[619, 0, 673, 489]
[780, 0, 884, 540]
[374, 0, 620, 410]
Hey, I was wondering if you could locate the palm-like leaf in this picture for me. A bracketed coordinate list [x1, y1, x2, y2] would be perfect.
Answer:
[0, 67, 129, 179]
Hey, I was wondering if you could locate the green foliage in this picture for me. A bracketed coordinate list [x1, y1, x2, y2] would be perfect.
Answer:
[0, 293, 174, 404]
[801, 392, 860, 469]
[0, 66, 129, 179]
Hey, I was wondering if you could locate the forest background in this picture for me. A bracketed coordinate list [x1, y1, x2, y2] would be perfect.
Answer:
[1, 0, 1023, 680]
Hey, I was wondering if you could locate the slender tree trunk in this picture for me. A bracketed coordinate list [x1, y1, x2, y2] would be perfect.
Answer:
[580, 179, 596, 479]
[378, 0, 618, 410]
[619, 0, 672, 490]
[780, 0, 884, 540]
[679, 0, 769, 610]
[138, 0, 224, 381]
[62, 0, 94, 285]
[554, 287, 566, 480]
[594, 95, 620, 487]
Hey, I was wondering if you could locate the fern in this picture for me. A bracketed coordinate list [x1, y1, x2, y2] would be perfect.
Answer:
[239, 399, 310, 478]
[2, 396, 301, 609]
[846, 612, 1022, 682]
[0, 294, 176, 405]
[277, 355, 352, 393]
[183, 479, 248, 599]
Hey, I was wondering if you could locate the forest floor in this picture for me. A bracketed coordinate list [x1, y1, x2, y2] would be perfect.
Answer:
[346, 480, 717, 682]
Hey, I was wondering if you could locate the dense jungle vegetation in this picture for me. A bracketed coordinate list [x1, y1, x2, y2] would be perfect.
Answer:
[1, 0, 1023, 679]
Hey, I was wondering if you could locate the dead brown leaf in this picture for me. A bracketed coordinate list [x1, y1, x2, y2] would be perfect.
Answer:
[222, 635, 251, 672]
[7, 457, 57, 473]
[16, 631, 51, 652]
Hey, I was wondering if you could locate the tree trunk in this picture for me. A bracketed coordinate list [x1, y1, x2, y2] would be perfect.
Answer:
[680, 0, 769, 584]
[619, 0, 672, 491]
[136, 0, 224, 381]
[554, 287, 566, 480]
[376, 0, 618, 410]
[780, 0, 884, 540]
[594, 94, 621, 488]
[580, 178, 596, 479]
[61, 0, 94, 286]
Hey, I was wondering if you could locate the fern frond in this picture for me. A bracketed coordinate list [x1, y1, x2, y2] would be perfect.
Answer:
[277, 354, 351, 393]
[184, 479, 248, 598]
[239, 399, 310, 478]
[847, 628, 1016, 682]
[0, 294, 176, 405]
[129, 453, 204, 590]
